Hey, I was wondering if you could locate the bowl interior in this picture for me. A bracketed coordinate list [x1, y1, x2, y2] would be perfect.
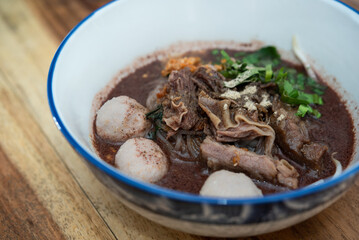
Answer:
[49, 0, 359, 201]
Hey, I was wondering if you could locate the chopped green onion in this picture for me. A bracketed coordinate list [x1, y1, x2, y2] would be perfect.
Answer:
[296, 104, 311, 117]
[265, 64, 273, 82]
[296, 104, 321, 118]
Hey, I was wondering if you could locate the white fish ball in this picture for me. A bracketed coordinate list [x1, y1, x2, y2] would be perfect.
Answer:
[115, 138, 168, 183]
[200, 170, 262, 198]
[96, 96, 151, 142]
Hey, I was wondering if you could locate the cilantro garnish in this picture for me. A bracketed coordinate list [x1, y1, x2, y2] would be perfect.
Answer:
[219, 48, 326, 118]
[220, 50, 248, 79]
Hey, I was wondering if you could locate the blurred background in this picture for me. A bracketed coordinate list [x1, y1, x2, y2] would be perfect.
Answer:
[27, 0, 359, 41]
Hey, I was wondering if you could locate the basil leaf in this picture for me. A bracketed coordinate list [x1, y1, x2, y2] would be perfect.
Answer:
[146, 105, 163, 120]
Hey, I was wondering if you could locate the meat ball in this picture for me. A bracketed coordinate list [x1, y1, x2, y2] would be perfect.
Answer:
[96, 96, 151, 142]
[115, 138, 168, 183]
[200, 170, 263, 198]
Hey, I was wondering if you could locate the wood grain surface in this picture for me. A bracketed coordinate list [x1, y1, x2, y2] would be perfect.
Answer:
[0, 0, 358, 239]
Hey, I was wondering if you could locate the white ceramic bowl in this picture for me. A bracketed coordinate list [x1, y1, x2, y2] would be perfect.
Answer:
[48, 0, 359, 237]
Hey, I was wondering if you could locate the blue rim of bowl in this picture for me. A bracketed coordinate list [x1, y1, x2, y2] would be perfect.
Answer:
[47, 0, 359, 205]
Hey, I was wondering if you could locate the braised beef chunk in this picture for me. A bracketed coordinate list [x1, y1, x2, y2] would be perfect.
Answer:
[168, 68, 196, 92]
[200, 137, 299, 189]
[301, 142, 328, 166]
[217, 82, 274, 123]
[162, 68, 200, 130]
[270, 107, 309, 159]
[275, 159, 299, 189]
[192, 67, 225, 93]
[270, 99, 328, 170]
[259, 82, 277, 90]
[200, 137, 277, 179]
[198, 91, 275, 155]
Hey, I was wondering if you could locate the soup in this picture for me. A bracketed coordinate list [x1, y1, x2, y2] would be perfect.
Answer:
[91, 44, 354, 197]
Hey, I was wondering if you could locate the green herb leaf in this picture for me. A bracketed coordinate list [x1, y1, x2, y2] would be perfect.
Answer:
[296, 104, 310, 117]
[306, 77, 327, 95]
[223, 67, 261, 88]
[220, 50, 248, 79]
[296, 104, 321, 118]
[145, 106, 164, 140]
[146, 105, 163, 120]
[220, 50, 234, 65]
[312, 109, 322, 118]
[312, 88, 324, 95]
[211, 49, 219, 55]
[234, 52, 246, 57]
[243, 46, 280, 66]
[264, 64, 273, 82]
[219, 47, 325, 118]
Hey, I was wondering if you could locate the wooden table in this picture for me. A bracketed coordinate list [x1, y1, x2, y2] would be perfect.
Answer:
[1, 0, 358, 239]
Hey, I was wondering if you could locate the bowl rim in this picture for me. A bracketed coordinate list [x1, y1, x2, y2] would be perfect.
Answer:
[47, 0, 359, 205]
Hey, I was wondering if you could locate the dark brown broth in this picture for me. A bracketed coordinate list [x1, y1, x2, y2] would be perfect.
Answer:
[93, 48, 354, 195]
